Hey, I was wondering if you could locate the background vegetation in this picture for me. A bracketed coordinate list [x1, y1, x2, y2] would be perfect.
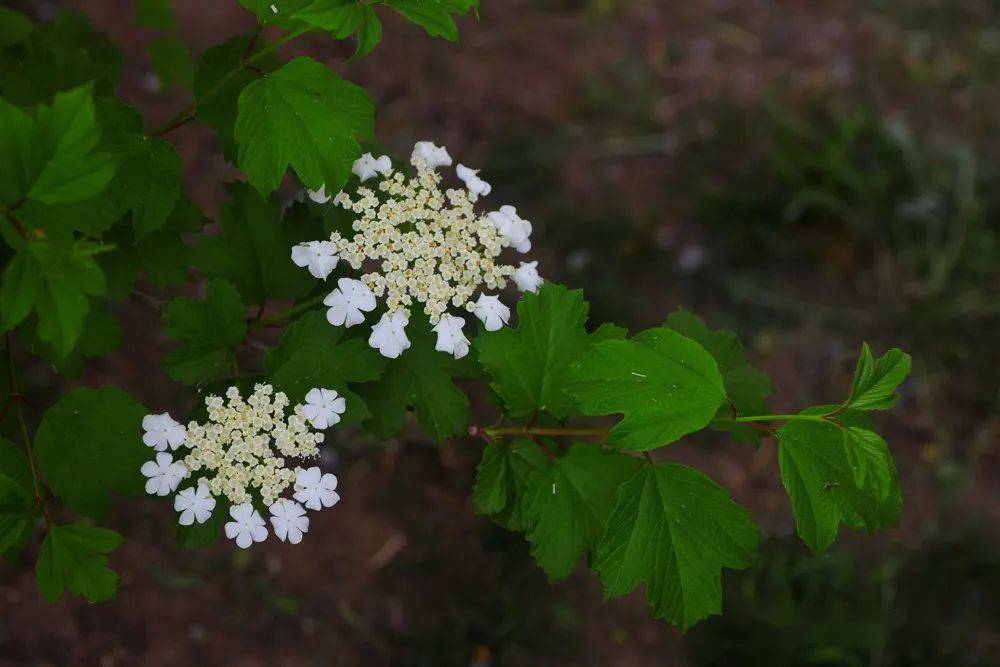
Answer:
[1, 0, 997, 664]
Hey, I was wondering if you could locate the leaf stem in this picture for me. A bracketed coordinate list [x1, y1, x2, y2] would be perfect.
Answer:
[150, 25, 314, 137]
[5, 334, 52, 525]
[255, 292, 328, 329]
[481, 425, 610, 439]
[734, 413, 833, 424]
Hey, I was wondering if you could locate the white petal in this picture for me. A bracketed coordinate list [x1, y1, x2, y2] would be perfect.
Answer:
[305, 387, 323, 405]
[235, 531, 253, 549]
[250, 524, 268, 543]
[308, 185, 331, 203]
[513, 261, 543, 293]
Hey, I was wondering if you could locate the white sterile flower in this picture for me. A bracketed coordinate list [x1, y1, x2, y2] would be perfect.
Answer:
[142, 412, 186, 451]
[308, 185, 331, 204]
[324, 277, 376, 327]
[293, 466, 340, 511]
[513, 261, 544, 293]
[225, 503, 268, 549]
[352, 153, 393, 182]
[301, 388, 346, 429]
[269, 498, 309, 544]
[291, 241, 339, 280]
[487, 205, 533, 253]
[174, 482, 216, 526]
[368, 310, 411, 358]
[456, 164, 492, 197]
[474, 294, 510, 331]
[141, 452, 187, 497]
[432, 314, 471, 359]
[410, 141, 452, 168]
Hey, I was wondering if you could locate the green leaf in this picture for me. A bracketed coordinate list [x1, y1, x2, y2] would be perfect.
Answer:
[0, 11, 122, 106]
[522, 446, 642, 580]
[385, 0, 477, 42]
[473, 438, 547, 531]
[0, 241, 108, 358]
[137, 0, 177, 29]
[593, 463, 758, 629]
[570, 327, 727, 451]
[0, 509, 34, 560]
[0, 98, 34, 205]
[33, 387, 149, 520]
[0, 438, 35, 557]
[0, 249, 38, 333]
[776, 407, 901, 553]
[0, 84, 117, 208]
[234, 56, 374, 196]
[191, 182, 320, 306]
[266, 311, 385, 424]
[844, 343, 911, 411]
[96, 98, 182, 237]
[0, 438, 33, 509]
[357, 313, 471, 440]
[193, 34, 279, 161]
[0, 9, 32, 49]
[665, 308, 773, 443]
[35, 523, 123, 603]
[162, 279, 247, 384]
[148, 36, 194, 91]
[477, 283, 613, 421]
[291, 2, 383, 57]
[21, 307, 123, 377]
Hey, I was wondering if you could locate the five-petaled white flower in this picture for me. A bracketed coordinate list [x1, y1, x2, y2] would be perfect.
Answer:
[142, 412, 186, 451]
[269, 498, 310, 544]
[325, 277, 377, 327]
[301, 388, 346, 429]
[294, 466, 341, 511]
[141, 452, 187, 497]
[225, 503, 268, 549]
[174, 482, 216, 526]
[369, 310, 411, 358]
[291, 241, 340, 280]
[411, 141, 452, 168]
[307, 185, 331, 204]
[487, 206, 532, 253]
[513, 261, 544, 293]
[474, 294, 510, 331]
[352, 153, 393, 182]
[456, 164, 492, 197]
[432, 314, 471, 359]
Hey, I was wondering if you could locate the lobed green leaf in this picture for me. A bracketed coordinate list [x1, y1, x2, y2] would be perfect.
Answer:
[35, 523, 123, 603]
[776, 407, 901, 552]
[593, 462, 758, 629]
[476, 283, 618, 421]
[234, 56, 374, 196]
[33, 387, 149, 520]
[358, 313, 472, 440]
[844, 343, 911, 411]
[570, 327, 727, 451]
[522, 445, 642, 581]
[162, 279, 248, 384]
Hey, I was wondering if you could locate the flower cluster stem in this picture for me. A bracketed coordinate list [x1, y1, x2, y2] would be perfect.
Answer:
[5, 334, 52, 525]
[150, 26, 314, 138]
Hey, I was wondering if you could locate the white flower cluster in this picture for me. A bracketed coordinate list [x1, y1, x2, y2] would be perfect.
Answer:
[292, 141, 544, 360]
[139, 385, 343, 548]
